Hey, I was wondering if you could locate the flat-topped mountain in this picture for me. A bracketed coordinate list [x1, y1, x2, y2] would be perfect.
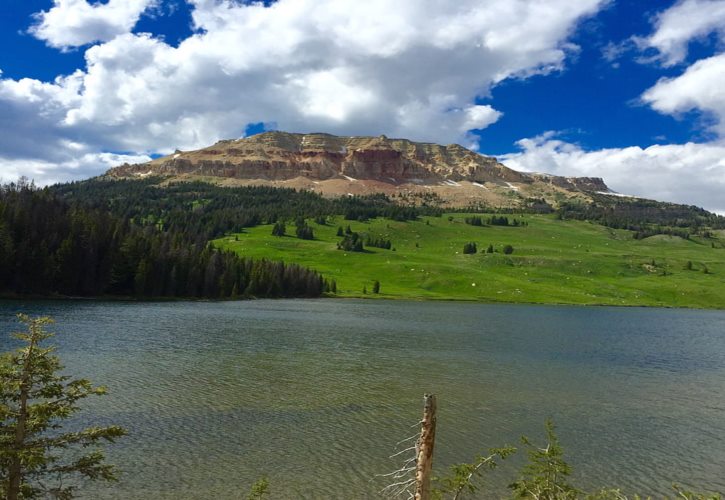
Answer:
[106, 131, 611, 207]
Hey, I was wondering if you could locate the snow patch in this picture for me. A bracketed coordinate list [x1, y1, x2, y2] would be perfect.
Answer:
[172, 154, 180, 159]
[596, 191, 637, 198]
[342, 175, 357, 182]
[444, 179, 461, 187]
[472, 182, 488, 190]
[505, 182, 520, 191]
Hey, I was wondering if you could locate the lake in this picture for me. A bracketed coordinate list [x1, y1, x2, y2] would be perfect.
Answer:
[1, 299, 724, 498]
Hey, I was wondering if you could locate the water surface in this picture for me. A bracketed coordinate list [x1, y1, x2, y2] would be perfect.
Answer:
[1, 299, 724, 498]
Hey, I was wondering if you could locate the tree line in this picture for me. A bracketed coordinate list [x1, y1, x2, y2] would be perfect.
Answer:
[0, 180, 331, 299]
[557, 195, 725, 239]
[51, 178, 440, 239]
[464, 215, 527, 227]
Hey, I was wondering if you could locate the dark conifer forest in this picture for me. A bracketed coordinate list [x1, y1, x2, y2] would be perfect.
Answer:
[0, 179, 331, 299]
[50, 178, 440, 235]
[556, 194, 725, 238]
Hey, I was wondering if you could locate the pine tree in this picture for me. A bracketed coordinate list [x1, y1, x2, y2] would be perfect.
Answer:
[0, 315, 126, 499]
[271, 222, 286, 237]
[509, 420, 578, 499]
[372, 280, 380, 294]
[296, 224, 314, 240]
[463, 242, 477, 254]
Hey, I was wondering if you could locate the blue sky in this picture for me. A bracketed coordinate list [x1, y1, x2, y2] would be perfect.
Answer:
[476, 1, 714, 154]
[1, 0, 724, 212]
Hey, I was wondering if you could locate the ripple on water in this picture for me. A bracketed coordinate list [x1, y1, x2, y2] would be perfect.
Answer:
[1, 299, 725, 498]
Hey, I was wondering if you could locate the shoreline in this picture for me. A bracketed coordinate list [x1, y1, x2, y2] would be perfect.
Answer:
[1, 291, 722, 311]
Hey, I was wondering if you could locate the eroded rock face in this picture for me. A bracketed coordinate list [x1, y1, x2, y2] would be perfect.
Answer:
[107, 132, 540, 184]
[529, 174, 609, 192]
[106, 131, 611, 209]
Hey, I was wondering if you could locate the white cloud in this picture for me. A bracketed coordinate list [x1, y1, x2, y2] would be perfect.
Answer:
[500, 132, 725, 214]
[636, 0, 725, 66]
[633, 1, 725, 136]
[0, 152, 152, 186]
[30, 0, 157, 50]
[642, 53, 725, 136]
[631, 0, 725, 193]
[0, 0, 604, 183]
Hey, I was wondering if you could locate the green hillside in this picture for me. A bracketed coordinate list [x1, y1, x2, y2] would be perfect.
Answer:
[213, 214, 725, 308]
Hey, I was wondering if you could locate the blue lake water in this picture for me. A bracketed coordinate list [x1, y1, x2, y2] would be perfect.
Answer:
[1, 299, 724, 498]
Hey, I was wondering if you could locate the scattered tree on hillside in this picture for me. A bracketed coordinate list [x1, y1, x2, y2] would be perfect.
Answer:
[490, 216, 510, 226]
[271, 221, 286, 236]
[366, 235, 392, 249]
[0, 315, 126, 499]
[372, 280, 380, 294]
[463, 242, 477, 254]
[338, 231, 364, 252]
[503, 245, 514, 255]
[296, 224, 314, 240]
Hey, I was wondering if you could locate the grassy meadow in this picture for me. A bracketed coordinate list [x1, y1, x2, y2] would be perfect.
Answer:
[213, 214, 725, 308]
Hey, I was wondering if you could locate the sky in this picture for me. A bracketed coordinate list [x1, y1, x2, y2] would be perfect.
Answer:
[1, 0, 724, 213]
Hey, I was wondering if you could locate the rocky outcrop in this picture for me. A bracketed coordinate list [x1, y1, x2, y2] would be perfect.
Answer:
[107, 132, 550, 185]
[106, 132, 611, 208]
[528, 173, 609, 192]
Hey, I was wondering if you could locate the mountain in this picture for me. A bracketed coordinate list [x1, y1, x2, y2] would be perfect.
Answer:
[106, 131, 612, 208]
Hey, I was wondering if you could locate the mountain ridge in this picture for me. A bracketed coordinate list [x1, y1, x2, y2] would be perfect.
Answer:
[106, 131, 611, 208]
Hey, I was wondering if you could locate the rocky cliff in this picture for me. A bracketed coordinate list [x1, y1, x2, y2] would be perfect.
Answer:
[106, 131, 611, 208]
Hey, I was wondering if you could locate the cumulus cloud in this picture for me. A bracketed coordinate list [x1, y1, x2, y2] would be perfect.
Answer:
[636, 1, 725, 142]
[29, 0, 158, 50]
[501, 132, 725, 214]
[642, 53, 725, 136]
[635, 0, 725, 66]
[0, 0, 604, 183]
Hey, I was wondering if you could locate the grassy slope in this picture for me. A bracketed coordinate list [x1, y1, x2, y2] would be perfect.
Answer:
[214, 214, 725, 308]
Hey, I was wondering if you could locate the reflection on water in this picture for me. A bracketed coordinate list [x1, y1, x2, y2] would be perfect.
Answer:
[1, 299, 724, 498]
